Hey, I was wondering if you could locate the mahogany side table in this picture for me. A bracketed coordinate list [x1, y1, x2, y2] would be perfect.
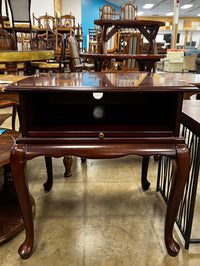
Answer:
[5, 72, 199, 259]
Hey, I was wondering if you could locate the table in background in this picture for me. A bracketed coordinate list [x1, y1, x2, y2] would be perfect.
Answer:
[81, 52, 165, 72]
[93, 19, 165, 71]
[94, 19, 165, 54]
[0, 50, 54, 75]
[5, 72, 199, 259]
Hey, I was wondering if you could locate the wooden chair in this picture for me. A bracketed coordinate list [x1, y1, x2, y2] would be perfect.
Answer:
[119, 3, 138, 48]
[68, 34, 94, 72]
[55, 13, 75, 52]
[0, 29, 18, 129]
[31, 33, 68, 73]
[7, 0, 38, 49]
[122, 32, 143, 71]
[33, 12, 55, 49]
[88, 26, 99, 53]
[74, 23, 83, 52]
[0, 28, 24, 74]
[59, 13, 75, 29]
[0, 0, 11, 30]
[99, 5, 120, 53]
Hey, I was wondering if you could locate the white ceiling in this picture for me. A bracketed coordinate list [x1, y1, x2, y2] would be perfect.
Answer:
[106, 0, 200, 17]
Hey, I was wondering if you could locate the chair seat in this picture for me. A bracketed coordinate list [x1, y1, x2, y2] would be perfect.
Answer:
[0, 64, 6, 70]
[39, 63, 64, 69]
[75, 63, 94, 69]
[0, 21, 12, 29]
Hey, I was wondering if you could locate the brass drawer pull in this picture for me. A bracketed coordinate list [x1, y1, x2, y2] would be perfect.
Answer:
[99, 132, 104, 139]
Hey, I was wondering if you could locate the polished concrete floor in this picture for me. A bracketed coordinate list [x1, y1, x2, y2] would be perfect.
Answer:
[0, 108, 200, 266]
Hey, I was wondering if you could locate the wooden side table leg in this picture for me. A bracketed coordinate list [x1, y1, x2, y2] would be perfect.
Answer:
[141, 156, 150, 190]
[165, 144, 190, 256]
[10, 144, 34, 259]
[63, 155, 73, 177]
[43, 156, 53, 192]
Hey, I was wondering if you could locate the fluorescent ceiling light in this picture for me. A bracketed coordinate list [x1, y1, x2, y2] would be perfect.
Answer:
[197, 14, 200, 16]
[137, 11, 144, 16]
[166, 12, 174, 16]
[143, 4, 154, 9]
[180, 4, 193, 9]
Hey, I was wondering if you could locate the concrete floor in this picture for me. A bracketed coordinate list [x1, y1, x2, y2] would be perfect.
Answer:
[0, 108, 200, 266]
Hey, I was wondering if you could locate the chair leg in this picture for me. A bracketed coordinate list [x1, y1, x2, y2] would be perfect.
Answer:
[11, 104, 17, 131]
[141, 156, 150, 190]
[43, 156, 53, 191]
[63, 155, 73, 177]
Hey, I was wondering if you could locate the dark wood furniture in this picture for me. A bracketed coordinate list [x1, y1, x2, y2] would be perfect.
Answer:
[5, 72, 199, 259]
[157, 100, 200, 249]
[80, 52, 165, 72]
[94, 19, 165, 54]
[160, 72, 200, 99]
[0, 75, 28, 130]
[0, 128, 23, 243]
[90, 19, 165, 72]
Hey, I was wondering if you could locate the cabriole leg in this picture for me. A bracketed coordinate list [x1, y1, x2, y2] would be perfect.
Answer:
[165, 144, 190, 256]
[10, 144, 34, 259]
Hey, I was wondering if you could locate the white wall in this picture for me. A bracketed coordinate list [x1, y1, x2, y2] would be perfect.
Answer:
[62, 0, 81, 25]
[1, 0, 81, 26]
[31, 0, 54, 17]
[1, 0, 54, 22]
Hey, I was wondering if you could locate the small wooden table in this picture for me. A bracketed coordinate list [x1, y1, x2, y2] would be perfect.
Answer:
[4, 72, 199, 259]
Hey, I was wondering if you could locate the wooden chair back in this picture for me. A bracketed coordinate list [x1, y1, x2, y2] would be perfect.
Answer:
[120, 3, 138, 19]
[123, 32, 143, 71]
[59, 13, 75, 29]
[99, 5, 120, 19]
[0, 0, 9, 29]
[37, 13, 55, 32]
[0, 28, 16, 50]
[7, 0, 37, 49]
[68, 34, 82, 71]
[88, 26, 98, 53]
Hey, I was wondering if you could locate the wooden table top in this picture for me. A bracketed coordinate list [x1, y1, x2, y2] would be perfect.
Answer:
[81, 53, 166, 60]
[0, 75, 29, 104]
[0, 50, 54, 63]
[4, 72, 198, 93]
[94, 19, 165, 27]
[0, 75, 29, 92]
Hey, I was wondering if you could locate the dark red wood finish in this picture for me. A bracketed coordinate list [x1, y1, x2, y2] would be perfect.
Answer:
[5, 72, 199, 259]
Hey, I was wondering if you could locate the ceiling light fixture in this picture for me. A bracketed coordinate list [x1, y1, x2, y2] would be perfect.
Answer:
[197, 14, 200, 16]
[166, 12, 174, 16]
[180, 4, 193, 9]
[143, 4, 154, 9]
